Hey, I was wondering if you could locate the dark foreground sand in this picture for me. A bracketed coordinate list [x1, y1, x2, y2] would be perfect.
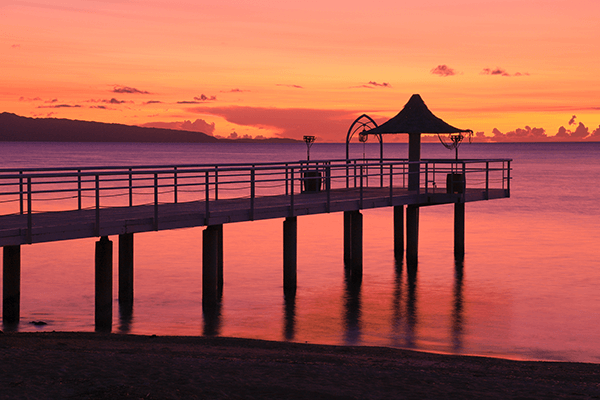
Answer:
[1, 332, 599, 399]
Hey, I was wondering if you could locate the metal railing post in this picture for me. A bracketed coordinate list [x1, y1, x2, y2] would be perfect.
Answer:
[174, 166, 178, 204]
[250, 168, 255, 221]
[19, 171, 24, 215]
[214, 166, 219, 201]
[389, 164, 393, 204]
[326, 165, 331, 213]
[77, 169, 82, 210]
[95, 174, 100, 236]
[205, 170, 210, 224]
[290, 168, 294, 217]
[425, 162, 429, 194]
[154, 173, 159, 230]
[26, 177, 32, 244]
[285, 165, 289, 196]
[360, 165, 364, 208]
[486, 161, 490, 199]
[128, 168, 133, 207]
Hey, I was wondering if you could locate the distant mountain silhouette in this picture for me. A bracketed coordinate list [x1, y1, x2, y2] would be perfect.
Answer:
[0, 112, 299, 143]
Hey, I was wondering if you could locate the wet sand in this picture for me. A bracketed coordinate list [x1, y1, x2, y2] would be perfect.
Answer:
[1, 332, 599, 399]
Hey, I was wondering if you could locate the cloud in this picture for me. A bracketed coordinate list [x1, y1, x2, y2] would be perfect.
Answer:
[194, 94, 217, 102]
[481, 68, 529, 77]
[185, 105, 362, 142]
[351, 81, 392, 89]
[19, 96, 42, 102]
[431, 65, 457, 77]
[276, 84, 304, 89]
[112, 85, 150, 94]
[491, 126, 548, 142]
[222, 88, 250, 93]
[140, 119, 216, 135]
[555, 122, 590, 140]
[568, 115, 577, 125]
[11, 44, 20, 49]
[37, 104, 82, 108]
[586, 125, 600, 141]
[144, 100, 163, 104]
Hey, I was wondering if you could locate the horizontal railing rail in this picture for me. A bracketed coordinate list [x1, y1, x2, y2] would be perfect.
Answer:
[0, 159, 511, 241]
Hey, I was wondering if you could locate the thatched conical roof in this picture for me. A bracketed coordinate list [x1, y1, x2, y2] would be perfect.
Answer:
[364, 94, 472, 135]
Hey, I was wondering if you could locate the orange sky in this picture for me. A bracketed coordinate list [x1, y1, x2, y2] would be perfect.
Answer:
[2, 0, 599, 142]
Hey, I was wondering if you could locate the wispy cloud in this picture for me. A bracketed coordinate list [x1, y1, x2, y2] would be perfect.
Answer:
[276, 84, 304, 89]
[19, 96, 42, 102]
[177, 94, 217, 104]
[144, 100, 163, 104]
[37, 104, 82, 108]
[11, 44, 20, 49]
[431, 65, 457, 77]
[222, 88, 250, 93]
[481, 67, 529, 77]
[112, 85, 150, 94]
[351, 81, 392, 89]
[569, 115, 577, 125]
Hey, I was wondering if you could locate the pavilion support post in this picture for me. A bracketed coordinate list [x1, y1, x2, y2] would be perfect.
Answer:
[216, 224, 224, 298]
[118, 233, 134, 308]
[283, 217, 297, 295]
[3, 245, 21, 324]
[394, 205, 404, 261]
[203, 225, 223, 308]
[454, 202, 465, 260]
[408, 133, 421, 191]
[344, 210, 363, 278]
[95, 236, 113, 332]
[406, 205, 419, 265]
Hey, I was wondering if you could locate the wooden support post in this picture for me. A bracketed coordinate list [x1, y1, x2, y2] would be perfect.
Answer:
[2, 245, 21, 324]
[454, 202, 465, 260]
[343, 211, 352, 264]
[283, 217, 297, 295]
[203, 225, 221, 308]
[217, 224, 224, 298]
[344, 210, 363, 277]
[408, 133, 421, 191]
[394, 205, 404, 261]
[95, 236, 113, 332]
[406, 205, 419, 266]
[118, 233, 134, 308]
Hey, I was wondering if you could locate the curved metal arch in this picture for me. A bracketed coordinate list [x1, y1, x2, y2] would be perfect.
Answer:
[345, 114, 383, 162]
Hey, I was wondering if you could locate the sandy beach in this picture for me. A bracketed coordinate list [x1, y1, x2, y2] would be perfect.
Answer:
[1, 332, 599, 399]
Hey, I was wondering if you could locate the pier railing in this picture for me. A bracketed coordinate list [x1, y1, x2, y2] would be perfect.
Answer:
[0, 158, 511, 219]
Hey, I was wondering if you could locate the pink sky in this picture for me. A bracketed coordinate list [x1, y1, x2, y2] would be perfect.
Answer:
[2, 0, 599, 142]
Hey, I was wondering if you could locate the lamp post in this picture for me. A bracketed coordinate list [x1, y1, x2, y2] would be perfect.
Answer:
[303, 135, 315, 161]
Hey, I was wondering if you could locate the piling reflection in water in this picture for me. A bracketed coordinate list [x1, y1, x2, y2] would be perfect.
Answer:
[343, 264, 362, 345]
[391, 259, 418, 348]
[283, 292, 296, 341]
[452, 258, 465, 351]
[118, 303, 133, 334]
[202, 300, 222, 337]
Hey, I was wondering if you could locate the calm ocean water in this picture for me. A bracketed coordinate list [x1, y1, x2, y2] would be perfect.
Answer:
[1, 141, 599, 362]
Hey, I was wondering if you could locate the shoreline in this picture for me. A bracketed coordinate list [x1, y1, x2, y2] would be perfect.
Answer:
[2, 332, 599, 399]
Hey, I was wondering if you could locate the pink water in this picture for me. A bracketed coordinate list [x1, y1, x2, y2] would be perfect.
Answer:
[3, 142, 600, 363]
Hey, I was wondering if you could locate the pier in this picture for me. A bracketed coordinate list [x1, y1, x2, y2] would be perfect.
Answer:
[0, 158, 510, 330]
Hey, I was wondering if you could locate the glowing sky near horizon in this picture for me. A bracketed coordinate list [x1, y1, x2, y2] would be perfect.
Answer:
[2, 0, 599, 142]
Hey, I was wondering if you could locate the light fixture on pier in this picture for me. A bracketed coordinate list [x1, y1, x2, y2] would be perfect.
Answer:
[438, 131, 473, 160]
[303, 135, 316, 161]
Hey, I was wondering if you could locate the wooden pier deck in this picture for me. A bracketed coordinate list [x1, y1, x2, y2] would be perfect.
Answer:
[0, 185, 507, 247]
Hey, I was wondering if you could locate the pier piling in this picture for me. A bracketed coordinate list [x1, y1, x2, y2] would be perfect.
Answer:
[344, 210, 363, 278]
[394, 205, 404, 261]
[2, 245, 21, 324]
[203, 225, 223, 308]
[95, 236, 113, 332]
[118, 233, 134, 307]
[283, 217, 297, 295]
[454, 202, 465, 260]
[406, 205, 419, 265]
